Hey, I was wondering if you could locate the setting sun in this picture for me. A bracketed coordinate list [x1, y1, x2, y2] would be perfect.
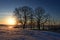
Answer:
[5, 16, 17, 25]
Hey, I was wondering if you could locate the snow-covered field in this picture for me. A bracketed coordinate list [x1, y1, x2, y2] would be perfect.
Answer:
[0, 26, 60, 40]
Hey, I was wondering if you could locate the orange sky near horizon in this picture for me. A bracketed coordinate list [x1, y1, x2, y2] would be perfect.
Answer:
[0, 16, 17, 25]
[0, 16, 60, 25]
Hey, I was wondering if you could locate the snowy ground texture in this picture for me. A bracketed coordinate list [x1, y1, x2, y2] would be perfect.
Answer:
[0, 27, 60, 40]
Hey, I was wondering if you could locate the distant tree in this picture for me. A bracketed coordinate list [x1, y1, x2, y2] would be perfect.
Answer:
[53, 18, 56, 25]
[35, 7, 49, 30]
[29, 9, 34, 29]
[47, 14, 52, 29]
[42, 14, 50, 30]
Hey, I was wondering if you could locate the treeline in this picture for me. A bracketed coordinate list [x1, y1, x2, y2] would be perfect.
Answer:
[13, 6, 52, 30]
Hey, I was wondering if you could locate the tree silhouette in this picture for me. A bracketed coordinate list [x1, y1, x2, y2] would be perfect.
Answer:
[42, 14, 50, 30]
[35, 7, 49, 30]
[14, 8, 20, 25]
[14, 6, 33, 29]
[14, 6, 50, 30]
[28, 9, 34, 29]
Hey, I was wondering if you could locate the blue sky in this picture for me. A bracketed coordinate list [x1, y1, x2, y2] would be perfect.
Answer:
[0, 0, 60, 24]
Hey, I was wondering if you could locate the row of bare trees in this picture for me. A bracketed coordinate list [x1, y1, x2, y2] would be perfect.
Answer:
[13, 6, 51, 30]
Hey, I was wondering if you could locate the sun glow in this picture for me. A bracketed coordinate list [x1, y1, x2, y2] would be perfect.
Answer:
[5, 16, 17, 25]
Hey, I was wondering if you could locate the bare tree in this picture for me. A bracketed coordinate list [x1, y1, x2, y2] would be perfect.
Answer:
[14, 6, 50, 30]
[29, 9, 34, 29]
[41, 14, 50, 30]
[14, 8, 21, 25]
[35, 7, 49, 30]
[14, 6, 33, 29]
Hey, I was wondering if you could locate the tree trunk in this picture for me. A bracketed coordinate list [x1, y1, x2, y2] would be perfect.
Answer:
[37, 20, 40, 30]
[30, 14, 33, 29]
[23, 12, 27, 29]
[42, 24, 44, 30]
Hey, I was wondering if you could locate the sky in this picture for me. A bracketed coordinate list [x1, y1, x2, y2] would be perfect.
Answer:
[0, 0, 60, 24]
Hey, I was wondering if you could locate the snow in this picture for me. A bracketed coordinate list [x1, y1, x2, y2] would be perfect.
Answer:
[0, 27, 60, 40]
